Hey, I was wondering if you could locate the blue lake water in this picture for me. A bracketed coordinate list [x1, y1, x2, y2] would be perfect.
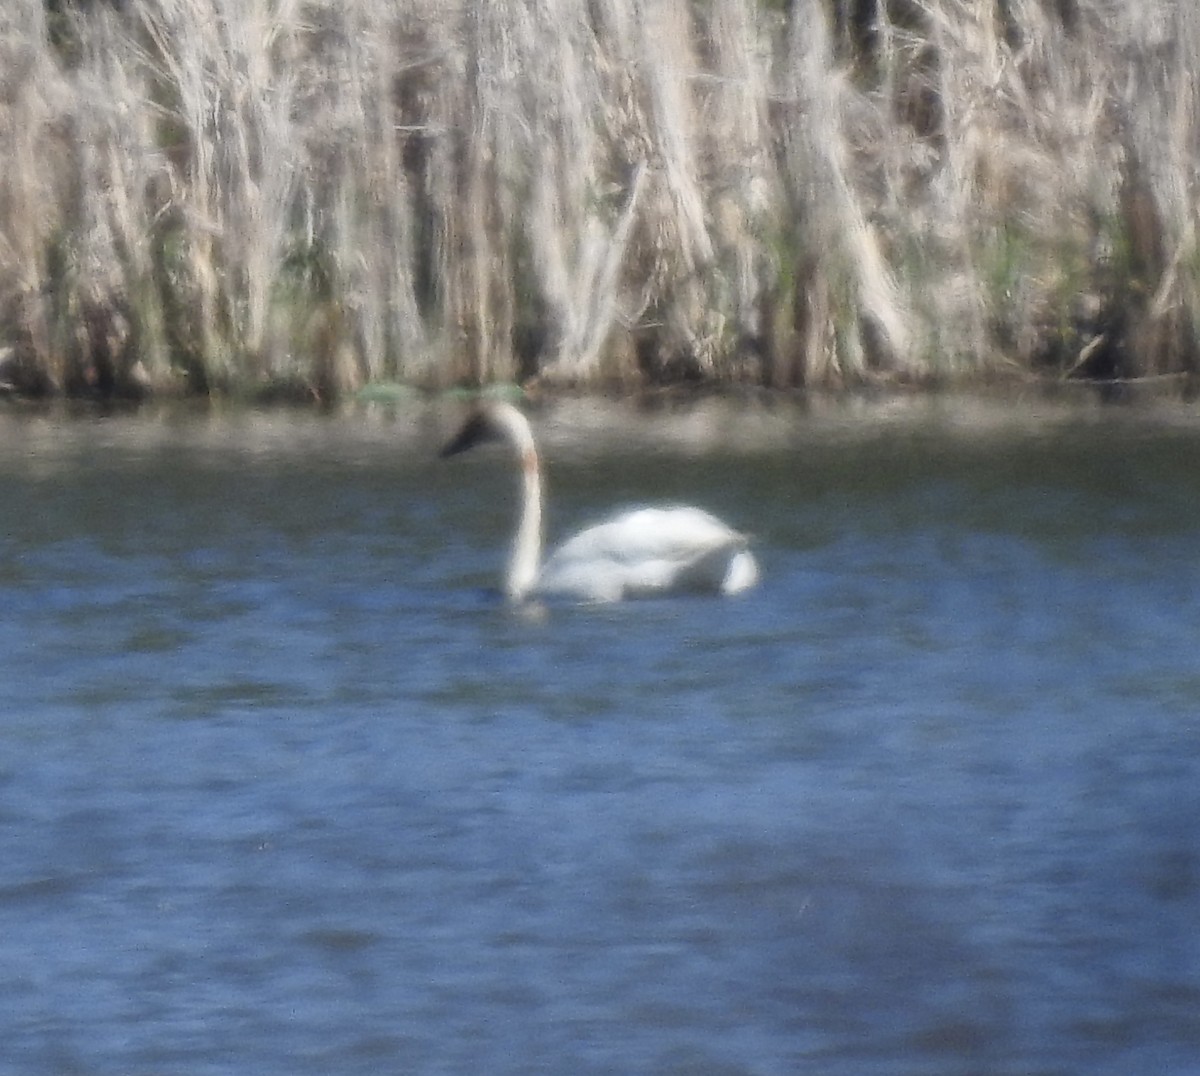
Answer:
[0, 395, 1197, 1074]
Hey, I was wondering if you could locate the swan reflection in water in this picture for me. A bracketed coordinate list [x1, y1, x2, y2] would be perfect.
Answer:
[440, 401, 759, 603]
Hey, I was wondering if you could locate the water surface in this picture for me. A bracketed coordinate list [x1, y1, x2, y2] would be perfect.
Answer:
[0, 395, 1197, 1074]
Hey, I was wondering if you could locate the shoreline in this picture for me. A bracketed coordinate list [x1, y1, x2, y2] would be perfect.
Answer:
[2, 383, 1200, 469]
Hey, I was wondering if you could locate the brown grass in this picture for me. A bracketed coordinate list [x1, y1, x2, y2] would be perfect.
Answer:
[1, 0, 1197, 398]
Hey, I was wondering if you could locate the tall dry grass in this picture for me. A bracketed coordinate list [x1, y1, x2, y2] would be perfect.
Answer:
[1, 0, 1197, 398]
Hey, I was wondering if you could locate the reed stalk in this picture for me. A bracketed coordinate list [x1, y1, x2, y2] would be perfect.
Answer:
[1, 0, 1197, 398]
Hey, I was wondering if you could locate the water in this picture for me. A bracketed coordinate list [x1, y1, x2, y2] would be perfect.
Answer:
[0, 396, 1197, 1075]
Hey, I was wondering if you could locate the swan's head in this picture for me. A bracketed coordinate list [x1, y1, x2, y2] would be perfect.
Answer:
[439, 408, 497, 458]
[440, 401, 538, 467]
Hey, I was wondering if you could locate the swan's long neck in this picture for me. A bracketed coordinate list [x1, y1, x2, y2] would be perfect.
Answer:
[503, 413, 543, 602]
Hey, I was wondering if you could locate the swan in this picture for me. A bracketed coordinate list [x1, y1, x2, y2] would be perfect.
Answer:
[440, 401, 759, 603]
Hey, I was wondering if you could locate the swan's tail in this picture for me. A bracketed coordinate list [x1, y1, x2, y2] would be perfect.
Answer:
[721, 549, 760, 594]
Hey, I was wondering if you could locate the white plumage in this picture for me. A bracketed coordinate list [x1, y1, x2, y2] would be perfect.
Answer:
[440, 401, 759, 603]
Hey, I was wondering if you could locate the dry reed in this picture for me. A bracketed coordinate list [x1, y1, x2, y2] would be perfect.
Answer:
[1, 0, 1197, 398]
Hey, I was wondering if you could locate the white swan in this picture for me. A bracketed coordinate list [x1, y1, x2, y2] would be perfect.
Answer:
[440, 401, 759, 602]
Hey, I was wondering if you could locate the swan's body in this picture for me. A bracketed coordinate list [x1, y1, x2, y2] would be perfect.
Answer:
[440, 401, 759, 603]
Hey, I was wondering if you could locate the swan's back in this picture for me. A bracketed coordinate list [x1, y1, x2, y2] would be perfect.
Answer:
[537, 506, 759, 602]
